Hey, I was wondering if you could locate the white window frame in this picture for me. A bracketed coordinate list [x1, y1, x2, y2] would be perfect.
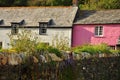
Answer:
[95, 26, 103, 37]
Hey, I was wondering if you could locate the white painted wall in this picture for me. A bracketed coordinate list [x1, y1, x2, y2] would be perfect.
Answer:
[0, 28, 72, 49]
[0, 28, 11, 49]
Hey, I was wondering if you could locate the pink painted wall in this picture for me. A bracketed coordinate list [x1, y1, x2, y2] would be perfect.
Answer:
[72, 24, 120, 47]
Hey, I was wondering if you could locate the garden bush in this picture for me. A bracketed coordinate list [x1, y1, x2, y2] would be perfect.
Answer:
[36, 43, 48, 52]
[0, 49, 3, 53]
[47, 46, 62, 57]
[35, 43, 62, 58]
[8, 29, 38, 54]
[110, 50, 120, 54]
[0, 49, 9, 53]
[95, 43, 111, 54]
[73, 43, 111, 55]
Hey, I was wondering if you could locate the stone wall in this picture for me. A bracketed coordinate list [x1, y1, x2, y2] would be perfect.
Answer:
[0, 56, 120, 80]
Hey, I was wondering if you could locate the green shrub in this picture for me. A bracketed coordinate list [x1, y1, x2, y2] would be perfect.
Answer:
[81, 44, 96, 55]
[0, 49, 2, 53]
[110, 50, 120, 54]
[73, 43, 111, 55]
[95, 43, 110, 54]
[73, 44, 96, 55]
[72, 46, 82, 54]
[0, 49, 9, 53]
[8, 29, 38, 54]
[47, 46, 62, 57]
[36, 43, 48, 52]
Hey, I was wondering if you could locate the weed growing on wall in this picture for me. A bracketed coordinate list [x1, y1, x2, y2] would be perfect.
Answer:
[47, 46, 62, 57]
[52, 33, 70, 51]
[8, 29, 38, 54]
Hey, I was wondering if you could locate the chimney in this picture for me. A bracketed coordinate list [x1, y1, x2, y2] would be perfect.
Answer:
[73, 0, 78, 6]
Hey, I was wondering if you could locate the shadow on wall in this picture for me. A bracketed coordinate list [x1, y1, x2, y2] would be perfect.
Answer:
[72, 26, 93, 47]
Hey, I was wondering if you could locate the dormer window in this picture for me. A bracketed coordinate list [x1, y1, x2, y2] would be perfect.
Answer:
[0, 19, 4, 25]
[39, 22, 48, 35]
[11, 23, 19, 35]
[11, 20, 24, 35]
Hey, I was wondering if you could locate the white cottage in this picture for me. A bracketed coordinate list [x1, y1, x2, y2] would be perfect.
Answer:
[0, 7, 78, 49]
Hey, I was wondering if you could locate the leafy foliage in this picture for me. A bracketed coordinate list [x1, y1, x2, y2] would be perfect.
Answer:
[73, 43, 111, 55]
[13, 0, 27, 6]
[79, 0, 120, 10]
[110, 50, 120, 54]
[0, 0, 14, 7]
[0, 0, 72, 6]
[36, 43, 48, 52]
[8, 29, 38, 54]
[7, 29, 63, 58]
[0, 0, 119, 9]
[47, 46, 62, 57]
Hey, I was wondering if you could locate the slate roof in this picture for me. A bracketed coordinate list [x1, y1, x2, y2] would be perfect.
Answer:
[75, 10, 120, 24]
[0, 7, 78, 27]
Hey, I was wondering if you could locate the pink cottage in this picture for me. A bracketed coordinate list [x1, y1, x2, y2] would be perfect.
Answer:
[72, 10, 120, 49]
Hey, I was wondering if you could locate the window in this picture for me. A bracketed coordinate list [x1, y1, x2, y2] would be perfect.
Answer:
[39, 23, 48, 35]
[0, 42, 2, 49]
[95, 26, 103, 36]
[11, 24, 19, 35]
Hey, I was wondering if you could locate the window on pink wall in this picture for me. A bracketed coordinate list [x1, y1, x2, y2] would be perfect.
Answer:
[95, 26, 103, 36]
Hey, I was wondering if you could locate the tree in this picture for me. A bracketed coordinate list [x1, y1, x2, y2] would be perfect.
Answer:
[13, 0, 28, 6]
[79, 0, 120, 10]
[53, 0, 72, 6]
[27, 0, 72, 6]
[0, 0, 119, 9]
[0, 0, 14, 6]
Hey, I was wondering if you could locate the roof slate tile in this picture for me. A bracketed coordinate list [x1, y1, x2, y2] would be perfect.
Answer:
[0, 7, 78, 27]
[75, 10, 120, 24]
